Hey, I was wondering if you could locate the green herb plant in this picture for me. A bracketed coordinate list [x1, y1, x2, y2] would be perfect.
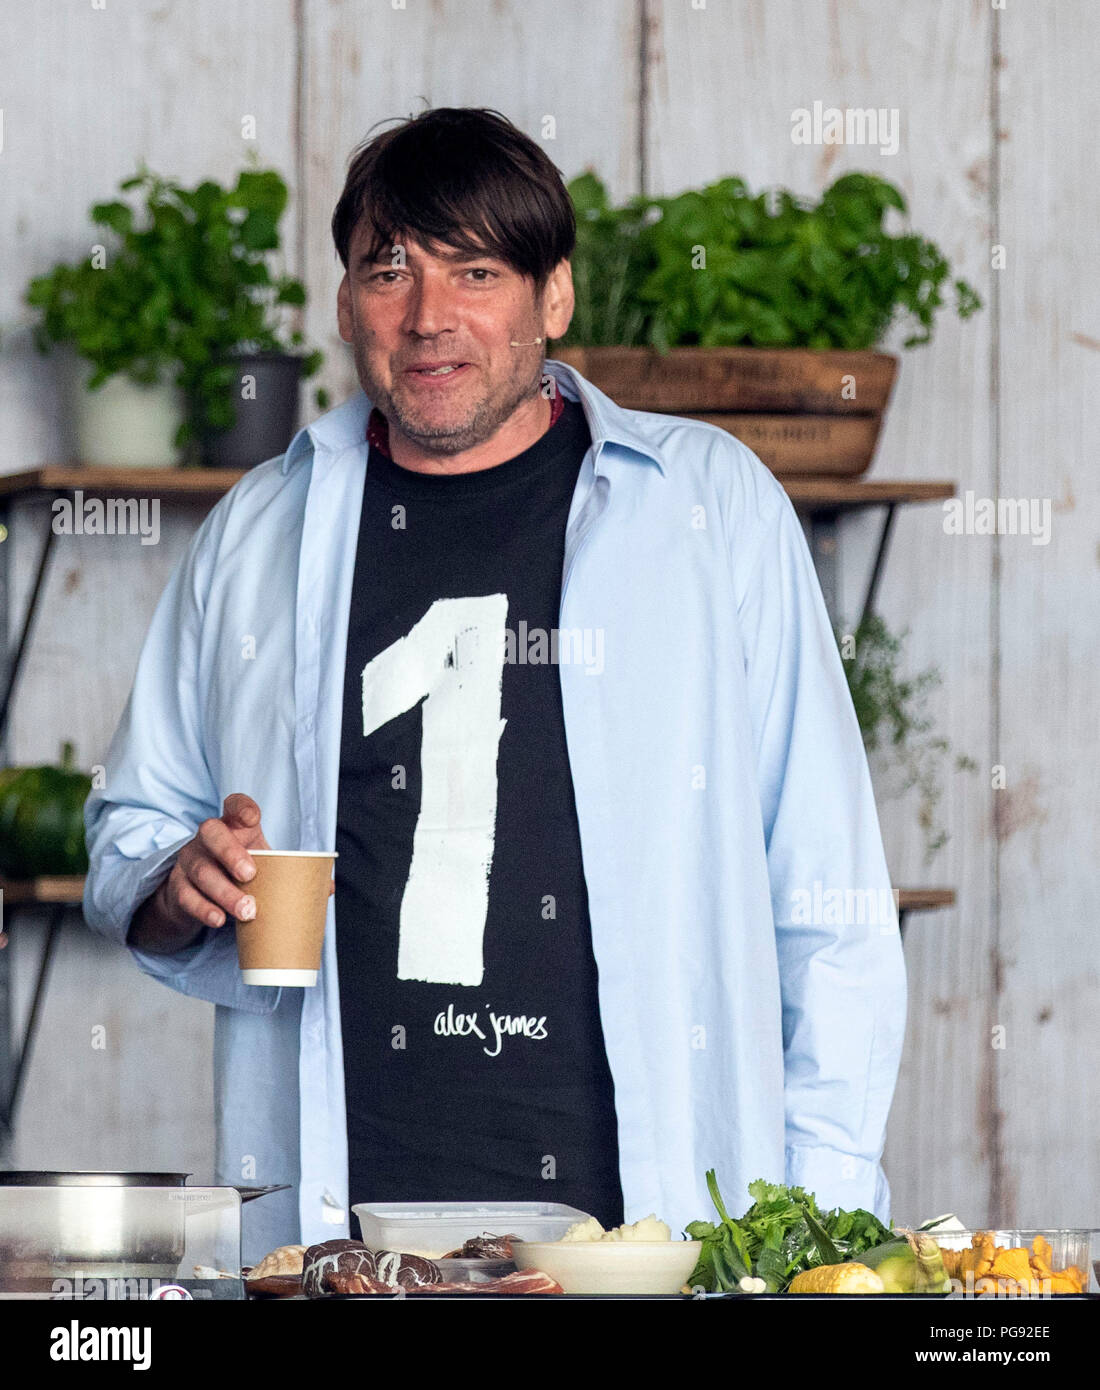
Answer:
[25, 161, 327, 449]
[562, 170, 981, 352]
[0, 740, 92, 878]
[685, 1172, 892, 1294]
[839, 614, 978, 863]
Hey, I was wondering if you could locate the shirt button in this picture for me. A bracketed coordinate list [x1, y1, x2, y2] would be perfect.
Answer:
[302, 714, 314, 731]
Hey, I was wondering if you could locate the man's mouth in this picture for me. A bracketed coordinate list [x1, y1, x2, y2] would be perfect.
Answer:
[404, 361, 471, 379]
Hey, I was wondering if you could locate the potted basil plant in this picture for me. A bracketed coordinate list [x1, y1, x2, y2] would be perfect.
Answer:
[556, 171, 982, 478]
[26, 163, 327, 468]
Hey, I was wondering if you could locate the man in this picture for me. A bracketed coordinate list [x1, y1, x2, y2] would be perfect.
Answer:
[84, 107, 906, 1261]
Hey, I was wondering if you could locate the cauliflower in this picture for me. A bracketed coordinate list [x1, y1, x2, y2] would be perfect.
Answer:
[559, 1213, 672, 1243]
[560, 1217, 607, 1243]
[617, 1214, 671, 1243]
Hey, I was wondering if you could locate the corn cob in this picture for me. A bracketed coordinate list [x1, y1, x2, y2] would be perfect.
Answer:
[788, 1262, 886, 1293]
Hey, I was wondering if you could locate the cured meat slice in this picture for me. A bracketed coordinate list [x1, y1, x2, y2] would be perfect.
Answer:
[327, 1270, 392, 1296]
[462, 1234, 519, 1260]
[373, 1250, 442, 1288]
[302, 1239, 377, 1298]
[305, 1242, 447, 1296]
[440, 1232, 520, 1260]
[244, 1274, 303, 1299]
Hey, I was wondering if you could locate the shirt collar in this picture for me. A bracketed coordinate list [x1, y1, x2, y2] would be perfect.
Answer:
[280, 357, 666, 476]
[280, 389, 370, 473]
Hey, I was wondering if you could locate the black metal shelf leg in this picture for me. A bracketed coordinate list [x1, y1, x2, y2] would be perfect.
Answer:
[1, 905, 67, 1133]
[808, 509, 839, 626]
[0, 500, 61, 749]
[859, 503, 898, 629]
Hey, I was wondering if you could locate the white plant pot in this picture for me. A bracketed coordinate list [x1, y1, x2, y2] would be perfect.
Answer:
[67, 359, 185, 468]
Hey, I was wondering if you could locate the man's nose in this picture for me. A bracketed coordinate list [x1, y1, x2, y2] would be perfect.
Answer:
[404, 276, 458, 337]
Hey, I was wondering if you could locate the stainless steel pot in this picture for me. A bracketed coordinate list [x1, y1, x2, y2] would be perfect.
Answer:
[0, 1171, 190, 1270]
[0, 1172, 190, 1185]
[0, 1172, 288, 1273]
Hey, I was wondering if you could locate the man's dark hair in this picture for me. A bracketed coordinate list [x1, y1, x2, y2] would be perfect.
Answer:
[331, 107, 575, 294]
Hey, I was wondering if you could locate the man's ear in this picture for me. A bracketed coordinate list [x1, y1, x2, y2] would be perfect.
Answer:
[337, 271, 353, 344]
[540, 259, 575, 342]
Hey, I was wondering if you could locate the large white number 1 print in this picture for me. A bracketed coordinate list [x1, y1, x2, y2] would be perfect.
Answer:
[360, 594, 508, 986]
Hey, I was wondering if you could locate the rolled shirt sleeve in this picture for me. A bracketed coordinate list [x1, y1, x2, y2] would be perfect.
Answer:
[82, 504, 279, 1015]
[733, 465, 908, 1221]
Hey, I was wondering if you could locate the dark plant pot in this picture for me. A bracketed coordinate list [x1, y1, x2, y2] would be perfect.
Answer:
[197, 351, 303, 468]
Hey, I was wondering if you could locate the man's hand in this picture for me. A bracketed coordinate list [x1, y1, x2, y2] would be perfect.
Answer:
[127, 794, 271, 954]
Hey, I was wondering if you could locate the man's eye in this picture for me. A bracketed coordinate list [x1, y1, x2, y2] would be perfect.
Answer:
[467, 267, 497, 281]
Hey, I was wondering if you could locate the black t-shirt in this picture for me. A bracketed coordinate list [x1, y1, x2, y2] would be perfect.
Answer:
[335, 395, 624, 1227]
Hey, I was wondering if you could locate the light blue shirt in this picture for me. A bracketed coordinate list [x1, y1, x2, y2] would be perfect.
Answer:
[83, 359, 907, 1262]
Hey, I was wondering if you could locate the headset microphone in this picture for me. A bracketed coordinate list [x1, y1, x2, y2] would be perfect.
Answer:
[509, 337, 544, 346]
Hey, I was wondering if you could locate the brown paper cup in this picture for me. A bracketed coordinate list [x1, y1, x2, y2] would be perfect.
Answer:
[233, 850, 337, 987]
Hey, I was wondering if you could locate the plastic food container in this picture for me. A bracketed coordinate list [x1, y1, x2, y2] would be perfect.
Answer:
[433, 1256, 515, 1284]
[351, 1201, 592, 1259]
[937, 1229, 1091, 1294]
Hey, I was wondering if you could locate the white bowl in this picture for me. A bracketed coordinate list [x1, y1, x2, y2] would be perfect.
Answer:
[511, 1239, 702, 1296]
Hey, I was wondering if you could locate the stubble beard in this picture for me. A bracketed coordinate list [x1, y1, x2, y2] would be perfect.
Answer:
[352, 332, 546, 457]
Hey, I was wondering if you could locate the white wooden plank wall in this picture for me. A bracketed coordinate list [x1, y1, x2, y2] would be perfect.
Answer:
[646, 0, 998, 1229]
[0, 0, 301, 1171]
[0, 0, 1093, 1231]
[299, 0, 642, 410]
[995, 0, 1098, 1228]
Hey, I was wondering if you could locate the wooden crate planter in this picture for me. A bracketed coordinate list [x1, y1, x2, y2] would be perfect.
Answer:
[553, 346, 898, 478]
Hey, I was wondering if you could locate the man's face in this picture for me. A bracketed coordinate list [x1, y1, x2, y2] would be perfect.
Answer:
[337, 225, 574, 457]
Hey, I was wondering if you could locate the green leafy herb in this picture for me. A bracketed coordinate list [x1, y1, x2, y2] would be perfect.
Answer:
[685, 1171, 893, 1293]
[561, 170, 981, 353]
[801, 1203, 842, 1266]
[25, 161, 325, 450]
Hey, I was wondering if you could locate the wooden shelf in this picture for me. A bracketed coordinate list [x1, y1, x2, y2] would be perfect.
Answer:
[0, 876, 955, 915]
[0, 461, 956, 924]
[896, 888, 956, 914]
[782, 478, 955, 509]
[0, 465, 954, 510]
[0, 465, 248, 498]
[0, 876, 86, 905]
